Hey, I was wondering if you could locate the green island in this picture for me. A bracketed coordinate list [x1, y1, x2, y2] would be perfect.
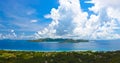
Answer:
[0, 50, 120, 63]
[29, 38, 89, 43]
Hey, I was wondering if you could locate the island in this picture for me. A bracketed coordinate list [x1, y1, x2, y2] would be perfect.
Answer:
[28, 38, 89, 43]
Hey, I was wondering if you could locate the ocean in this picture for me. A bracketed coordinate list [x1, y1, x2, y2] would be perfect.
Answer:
[0, 39, 120, 52]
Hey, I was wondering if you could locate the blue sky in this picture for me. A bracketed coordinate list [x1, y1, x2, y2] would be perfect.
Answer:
[0, 0, 58, 35]
[0, 0, 93, 38]
[0, 0, 120, 39]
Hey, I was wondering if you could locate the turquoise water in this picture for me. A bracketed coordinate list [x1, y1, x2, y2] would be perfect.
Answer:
[0, 40, 120, 51]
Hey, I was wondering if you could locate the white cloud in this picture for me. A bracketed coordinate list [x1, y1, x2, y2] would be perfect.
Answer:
[88, 0, 120, 39]
[36, 0, 120, 39]
[84, 1, 93, 4]
[11, 29, 14, 32]
[107, 7, 120, 21]
[89, 0, 120, 13]
[30, 19, 38, 23]
[0, 31, 35, 40]
[0, 30, 17, 39]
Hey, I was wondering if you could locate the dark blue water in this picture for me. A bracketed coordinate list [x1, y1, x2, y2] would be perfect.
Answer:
[0, 40, 120, 51]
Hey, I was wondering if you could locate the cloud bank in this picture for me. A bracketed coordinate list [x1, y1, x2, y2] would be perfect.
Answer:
[36, 0, 120, 40]
[0, 30, 35, 40]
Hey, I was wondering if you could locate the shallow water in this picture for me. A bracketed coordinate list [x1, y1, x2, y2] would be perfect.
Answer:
[0, 40, 120, 51]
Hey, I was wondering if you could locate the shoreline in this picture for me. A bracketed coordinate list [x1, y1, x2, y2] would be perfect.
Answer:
[0, 49, 119, 52]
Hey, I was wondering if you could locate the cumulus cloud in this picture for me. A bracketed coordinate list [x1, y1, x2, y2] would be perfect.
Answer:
[0, 30, 17, 39]
[88, 0, 120, 39]
[0, 30, 35, 40]
[36, 0, 120, 39]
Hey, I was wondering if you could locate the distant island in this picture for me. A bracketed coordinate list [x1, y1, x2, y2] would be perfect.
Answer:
[29, 38, 89, 43]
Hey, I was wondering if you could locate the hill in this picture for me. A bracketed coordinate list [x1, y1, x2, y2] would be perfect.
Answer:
[29, 38, 89, 43]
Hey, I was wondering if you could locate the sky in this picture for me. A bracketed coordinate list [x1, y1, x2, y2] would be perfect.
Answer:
[0, 0, 120, 40]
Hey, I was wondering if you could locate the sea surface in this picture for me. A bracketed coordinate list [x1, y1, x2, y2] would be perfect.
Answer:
[0, 40, 120, 52]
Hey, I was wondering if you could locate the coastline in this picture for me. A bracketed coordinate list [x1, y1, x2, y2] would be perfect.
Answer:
[0, 49, 119, 52]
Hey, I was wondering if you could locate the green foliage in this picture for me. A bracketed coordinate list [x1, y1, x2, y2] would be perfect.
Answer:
[0, 50, 120, 63]
[29, 38, 89, 43]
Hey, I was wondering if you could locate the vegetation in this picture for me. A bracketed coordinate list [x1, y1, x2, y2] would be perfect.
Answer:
[0, 50, 120, 63]
[29, 38, 89, 43]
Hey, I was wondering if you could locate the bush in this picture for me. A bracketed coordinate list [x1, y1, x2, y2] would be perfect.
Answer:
[0, 50, 120, 63]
